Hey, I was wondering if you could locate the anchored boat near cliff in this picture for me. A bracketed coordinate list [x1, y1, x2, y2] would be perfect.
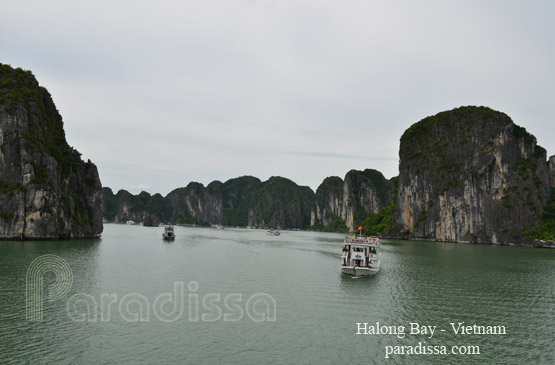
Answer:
[341, 235, 380, 276]
[163, 226, 175, 240]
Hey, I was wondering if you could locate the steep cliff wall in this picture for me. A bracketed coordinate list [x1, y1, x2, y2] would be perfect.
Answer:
[549, 155, 555, 188]
[103, 175, 315, 229]
[342, 169, 393, 231]
[313, 176, 344, 227]
[103, 188, 144, 223]
[219, 176, 262, 226]
[166, 182, 225, 225]
[102, 188, 171, 224]
[311, 170, 394, 231]
[0, 64, 103, 239]
[142, 214, 161, 227]
[393, 106, 550, 244]
[247, 176, 314, 229]
[165, 175, 314, 229]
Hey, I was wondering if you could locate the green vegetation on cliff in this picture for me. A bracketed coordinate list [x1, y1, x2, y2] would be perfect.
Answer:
[360, 203, 394, 235]
[317, 176, 343, 195]
[359, 176, 399, 235]
[349, 169, 394, 227]
[395, 105, 551, 244]
[220, 176, 262, 226]
[0, 179, 25, 195]
[530, 190, 555, 241]
[1, 64, 103, 239]
[248, 176, 314, 228]
[104, 175, 315, 229]
[100, 107, 552, 244]
[400, 106, 514, 194]
[103, 188, 172, 223]
[0, 64, 81, 177]
[353, 169, 391, 206]
[166, 181, 224, 226]
[323, 218, 348, 232]
[310, 170, 396, 233]
[310, 176, 344, 229]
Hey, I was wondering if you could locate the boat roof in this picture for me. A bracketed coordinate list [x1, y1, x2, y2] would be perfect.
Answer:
[343, 242, 380, 247]
[343, 236, 380, 246]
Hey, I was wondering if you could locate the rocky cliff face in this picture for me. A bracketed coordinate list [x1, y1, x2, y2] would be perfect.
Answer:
[549, 155, 555, 188]
[247, 176, 314, 229]
[313, 176, 344, 226]
[0, 64, 103, 239]
[103, 188, 173, 224]
[166, 182, 225, 225]
[218, 176, 262, 226]
[103, 175, 315, 229]
[142, 213, 161, 227]
[393, 106, 550, 244]
[103, 188, 145, 223]
[311, 170, 394, 231]
[342, 169, 393, 231]
[165, 175, 314, 229]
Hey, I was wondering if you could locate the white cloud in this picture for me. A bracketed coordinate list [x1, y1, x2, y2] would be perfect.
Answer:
[1, 0, 554, 195]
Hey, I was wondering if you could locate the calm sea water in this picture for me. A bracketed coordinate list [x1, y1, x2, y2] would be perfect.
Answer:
[1, 224, 554, 364]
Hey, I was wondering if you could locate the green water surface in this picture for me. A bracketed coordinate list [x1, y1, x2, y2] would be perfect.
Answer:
[1, 224, 554, 364]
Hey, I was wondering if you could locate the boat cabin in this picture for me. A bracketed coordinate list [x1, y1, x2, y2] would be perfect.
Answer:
[342, 244, 378, 268]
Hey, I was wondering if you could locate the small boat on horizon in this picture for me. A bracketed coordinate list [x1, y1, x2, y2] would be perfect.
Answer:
[163, 225, 176, 240]
[267, 229, 280, 236]
[341, 234, 380, 277]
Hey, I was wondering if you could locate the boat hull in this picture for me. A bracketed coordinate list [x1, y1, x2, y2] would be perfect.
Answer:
[341, 266, 379, 277]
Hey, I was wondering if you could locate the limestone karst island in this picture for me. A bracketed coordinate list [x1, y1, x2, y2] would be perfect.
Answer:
[1, 63, 554, 246]
[0, 64, 102, 239]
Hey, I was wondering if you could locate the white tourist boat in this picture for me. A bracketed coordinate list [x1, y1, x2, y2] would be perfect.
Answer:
[267, 229, 280, 236]
[162, 225, 176, 240]
[341, 234, 380, 276]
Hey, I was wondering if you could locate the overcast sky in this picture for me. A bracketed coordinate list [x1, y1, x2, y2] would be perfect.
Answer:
[2, 0, 554, 195]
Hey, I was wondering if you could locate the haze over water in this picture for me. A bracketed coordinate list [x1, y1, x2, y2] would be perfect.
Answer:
[1, 224, 554, 364]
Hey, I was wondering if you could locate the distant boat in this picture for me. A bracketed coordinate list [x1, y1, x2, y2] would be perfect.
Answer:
[267, 229, 280, 236]
[212, 224, 224, 229]
[126, 220, 135, 225]
[341, 234, 380, 277]
[163, 226, 176, 240]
